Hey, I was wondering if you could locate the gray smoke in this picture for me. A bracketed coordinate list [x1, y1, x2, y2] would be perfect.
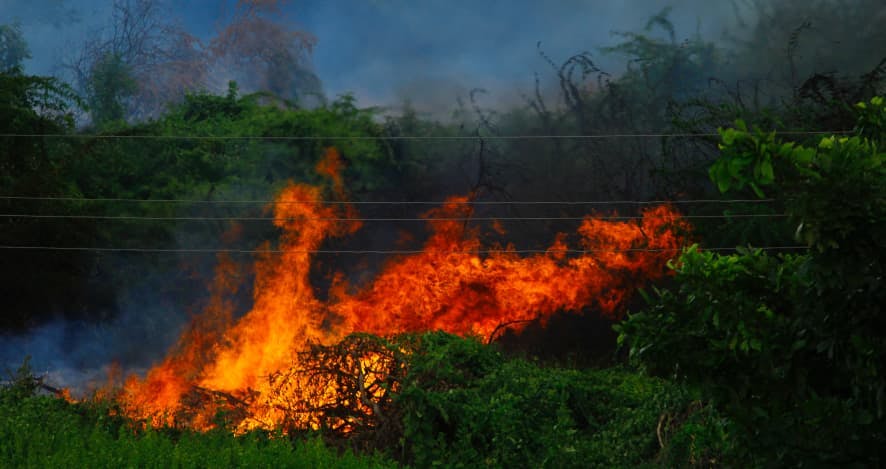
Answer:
[1, 277, 193, 393]
[2, 0, 742, 111]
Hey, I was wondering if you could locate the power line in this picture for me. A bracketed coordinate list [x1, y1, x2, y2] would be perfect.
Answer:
[0, 245, 809, 254]
[0, 213, 788, 222]
[0, 130, 851, 141]
[0, 195, 778, 205]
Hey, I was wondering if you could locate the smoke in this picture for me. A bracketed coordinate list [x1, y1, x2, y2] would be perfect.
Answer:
[298, 0, 741, 112]
[0, 0, 108, 76]
[5, 0, 880, 114]
[2, 0, 740, 109]
[0, 294, 189, 393]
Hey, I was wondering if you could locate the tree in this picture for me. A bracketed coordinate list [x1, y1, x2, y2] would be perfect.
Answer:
[68, 0, 322, 123]
[67, 0, 207, 122]
[85, 52, 137, 126]
[0, 59, 101, 331]
[0, 22, 30, 73]
[209, 0, 322, 103]
[726, 0, 886, 93]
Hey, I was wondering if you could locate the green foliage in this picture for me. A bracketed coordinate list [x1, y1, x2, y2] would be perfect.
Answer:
[601, 8, 720, 103]
[711, 98, 885, 255]
[395, 332, 725, 467]
[855, 95, 886, 144]
[617, 97, 886, 465]
[0, 69, 97, 330]
[85, 52, 137, 126]
[137, 90, 396, 196]
[0, 382, 397, 468]
[709, 120, 778, 196]
[0, 74, 408, 330]
[2, 357, 41, 402]
[0, 335, 730, 468]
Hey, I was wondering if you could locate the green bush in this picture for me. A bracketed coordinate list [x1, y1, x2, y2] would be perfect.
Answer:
[0, 368, 397, 468]
[1, 335, 730, 468]
[617, 96, 886, 465]
[395, 332, 726, 467]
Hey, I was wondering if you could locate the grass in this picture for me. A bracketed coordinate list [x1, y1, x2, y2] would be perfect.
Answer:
[0, 390, 398, 468]
[0, 339, 729, 468]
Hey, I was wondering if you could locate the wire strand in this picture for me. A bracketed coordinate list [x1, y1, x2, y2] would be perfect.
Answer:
[0, 213, 788, 222]
[0, 130, 852, 140]
[0, 245, 808, 254]
[0, 195, 778, 205]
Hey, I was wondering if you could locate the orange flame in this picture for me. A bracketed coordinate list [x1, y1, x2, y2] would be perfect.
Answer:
[118, 148, 689, 431]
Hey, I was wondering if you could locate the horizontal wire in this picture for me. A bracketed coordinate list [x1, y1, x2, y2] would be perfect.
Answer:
[0, 195, 778, 205]
[0, 130, 851, 140]
[0, 213, 787, 222]
[0, 245, 809, 254]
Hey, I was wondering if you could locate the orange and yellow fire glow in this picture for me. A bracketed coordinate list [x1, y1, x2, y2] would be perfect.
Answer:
[117, 148, 689, 432]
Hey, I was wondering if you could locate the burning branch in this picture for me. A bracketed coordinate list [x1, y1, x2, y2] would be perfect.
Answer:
[487, 319, 535, 345]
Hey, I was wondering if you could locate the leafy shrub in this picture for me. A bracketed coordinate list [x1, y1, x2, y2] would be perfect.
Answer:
[395, 332, 725, 467]
[0, 335, 726, 468]
[617, 96, 886, 465]
[0, 361, 396, 468]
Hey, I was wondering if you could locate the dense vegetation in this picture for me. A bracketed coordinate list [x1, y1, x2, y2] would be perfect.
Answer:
[2, 1, 885, 466]
[617, 96, 886, 465]
[1, 360, 396, 468]
[4, 334, 725, 467]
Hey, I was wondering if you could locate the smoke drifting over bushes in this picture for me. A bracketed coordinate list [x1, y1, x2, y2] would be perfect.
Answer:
[4, 0, 740, 113]
[1, 0, 883, 390]
[5, 0, 883, 113]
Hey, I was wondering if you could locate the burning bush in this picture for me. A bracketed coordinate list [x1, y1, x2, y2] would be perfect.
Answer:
[269, 331, 725, 467]
[115, 147, 690, 437]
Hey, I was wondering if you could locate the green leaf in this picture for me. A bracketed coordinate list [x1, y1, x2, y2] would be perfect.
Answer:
[749, 181, 765, 198]
[749, 338, 762, 352]
[728, 157, 746, 177]
[760, 159, 774, 183]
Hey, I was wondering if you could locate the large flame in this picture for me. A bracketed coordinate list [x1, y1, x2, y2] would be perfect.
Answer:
[118, 148, 689, 431]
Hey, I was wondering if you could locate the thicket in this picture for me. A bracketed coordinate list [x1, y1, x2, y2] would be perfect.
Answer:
[0, 359, 396, 468]
[617, 97, 886, 465]
[3, 333, 726, 468]
[387, 333, 724, 467]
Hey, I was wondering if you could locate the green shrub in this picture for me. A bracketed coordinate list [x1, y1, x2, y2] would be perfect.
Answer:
[0, 375, 397, 468]
[617, 96, 886, 465]
[395, 332, 725, 467]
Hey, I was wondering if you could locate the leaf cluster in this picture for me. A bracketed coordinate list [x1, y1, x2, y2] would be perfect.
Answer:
[383, 332, 724, 467]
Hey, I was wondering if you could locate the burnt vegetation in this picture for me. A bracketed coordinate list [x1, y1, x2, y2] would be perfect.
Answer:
[1, 0, 885, 466]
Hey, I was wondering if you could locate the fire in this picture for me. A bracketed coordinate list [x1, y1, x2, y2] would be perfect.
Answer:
[332, 200, 684, 339]
[117, 148, 689, 432]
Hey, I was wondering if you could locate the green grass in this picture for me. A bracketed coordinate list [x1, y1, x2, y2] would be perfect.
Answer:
[0, 391, 398, 468]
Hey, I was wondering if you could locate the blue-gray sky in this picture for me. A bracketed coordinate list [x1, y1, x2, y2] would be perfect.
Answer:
[2, 0, 740, 111]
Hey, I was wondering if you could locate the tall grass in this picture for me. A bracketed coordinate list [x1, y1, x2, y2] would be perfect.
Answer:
[0, 390, 397, 468]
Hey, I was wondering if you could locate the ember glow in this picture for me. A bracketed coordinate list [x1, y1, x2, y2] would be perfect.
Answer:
[117, 148, 689, 432]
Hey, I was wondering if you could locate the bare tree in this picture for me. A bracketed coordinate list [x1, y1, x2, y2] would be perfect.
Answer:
[209, 0, 321, 103]
[66, 0, 207, 122]
[67, 0, 322, 124]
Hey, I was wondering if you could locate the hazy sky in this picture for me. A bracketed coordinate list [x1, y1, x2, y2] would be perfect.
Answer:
[2, 0, 740, 110]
